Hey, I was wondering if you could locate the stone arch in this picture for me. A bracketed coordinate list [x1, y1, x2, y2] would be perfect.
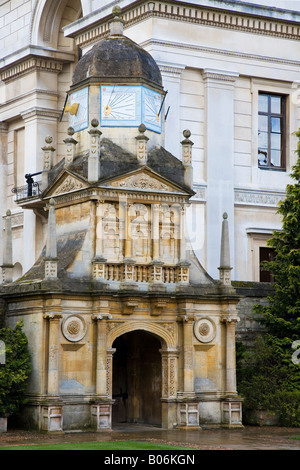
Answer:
[30, 0, 83, 49]
[107, 321, 176, 349]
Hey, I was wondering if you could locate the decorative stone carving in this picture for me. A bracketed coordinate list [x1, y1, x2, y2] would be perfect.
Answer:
[194, 317, 216, 343]
[53, 175, 85, 195]
[109, 173, 174, 192]
[62, 315, 87, 342]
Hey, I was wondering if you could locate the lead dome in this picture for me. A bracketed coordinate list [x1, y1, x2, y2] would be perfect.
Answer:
[72, 34, 162, 90]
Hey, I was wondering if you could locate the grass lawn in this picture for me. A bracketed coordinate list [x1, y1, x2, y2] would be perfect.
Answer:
[0, 440, 193, 451]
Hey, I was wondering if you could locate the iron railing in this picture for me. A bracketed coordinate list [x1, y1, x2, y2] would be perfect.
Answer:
[12, 172, 42, 201]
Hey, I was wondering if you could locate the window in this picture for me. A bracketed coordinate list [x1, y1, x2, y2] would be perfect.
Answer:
[259, 247, 276, 282]
[258, 93, 286, 170]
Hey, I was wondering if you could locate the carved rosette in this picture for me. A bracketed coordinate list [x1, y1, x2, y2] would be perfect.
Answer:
[193, 317, 216, 343]
[62, 315, 87, 342]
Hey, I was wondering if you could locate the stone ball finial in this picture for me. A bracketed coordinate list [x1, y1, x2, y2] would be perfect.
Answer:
[138, 123, 147, 134]
[6, 209, 11, 217]
[183, 129, 191, 139]
[67, 127, 75, 136]
[223, 212, 228, 220]
[112, 5, 122, 16]
[45, 136, 53, 144]
[91, 118, 99, 128]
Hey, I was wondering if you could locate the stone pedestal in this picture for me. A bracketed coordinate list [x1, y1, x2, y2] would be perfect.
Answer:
[177, 402, 199, 428]
[41, 404, 63, 432]
[91, 402, 113, 431]
[221, 400, 243, 427]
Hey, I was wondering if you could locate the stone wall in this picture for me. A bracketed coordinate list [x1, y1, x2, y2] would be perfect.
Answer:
[234, 282, 274, 348]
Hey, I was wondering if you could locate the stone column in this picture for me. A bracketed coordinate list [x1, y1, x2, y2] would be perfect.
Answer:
[182, 315, 194, 394]
[45, 199, 58, 280]
[124, 203, 132, 260]
[160, 348, 179, 399]
[44, 313, 62, 396]
[202, 69, 238, 279]
[158, 64, 185, 157]
[106, 348, 116, 398]
[222, 315, 239, 395]
[0, 123, 8, 271]
[93, 201, 107, 280]
[1, 210, 13, 283]
[21, 107, 60, 273]
[152, 203, 160, 261]
[92, 313, 111, 396]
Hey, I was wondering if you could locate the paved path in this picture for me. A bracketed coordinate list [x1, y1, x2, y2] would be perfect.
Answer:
[0, 425, 300, 450]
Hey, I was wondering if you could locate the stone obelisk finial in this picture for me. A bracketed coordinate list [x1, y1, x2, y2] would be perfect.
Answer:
[45, 198, 58, 279]
[218, 212, 232, 286]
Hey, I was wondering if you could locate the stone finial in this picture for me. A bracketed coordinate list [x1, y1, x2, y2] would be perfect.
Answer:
[135, 124, 149, 165]
[110, 5, 124, 36]
[88, 119, 102, 183]
[218, 212, 232, 286]
[181, 130, 194, 188]
[63, 127, 78, 167]
[45, 198, 58, 279]
[42, 136, 56, 189]
[1, 209, 13, 284]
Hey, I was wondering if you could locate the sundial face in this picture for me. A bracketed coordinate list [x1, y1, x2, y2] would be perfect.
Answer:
[100, 85, 162, 133]
[100, 86, 141, 126]
[142, 87, 162, 133]
[68, 87, 89, 132]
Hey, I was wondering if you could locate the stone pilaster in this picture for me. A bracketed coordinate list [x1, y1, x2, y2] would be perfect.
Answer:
[202, 69, 238, 279]
[1, 210, 13, 284]
[92, 313, 112, 396]
[45, 199, 58, 280]
[221, 311, 240, 396]
[43, 313, 62, 396]
[181, 315, 195, 395]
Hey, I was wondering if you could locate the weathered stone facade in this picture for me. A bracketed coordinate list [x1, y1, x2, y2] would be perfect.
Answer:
[0, 12, 243, 431]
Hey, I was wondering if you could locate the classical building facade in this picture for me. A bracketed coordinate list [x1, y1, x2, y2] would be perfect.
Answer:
[0, 0, 300, 430]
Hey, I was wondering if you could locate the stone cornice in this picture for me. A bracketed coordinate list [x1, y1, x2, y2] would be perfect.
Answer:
[143, 38, 300, 68]
[234, 188, 285, 207]
[66, 0, 300, 48]
[1, 56, 64, 83]
[20, 107, 62, 121]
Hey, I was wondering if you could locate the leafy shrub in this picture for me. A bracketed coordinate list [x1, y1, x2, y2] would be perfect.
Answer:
[0, 321, 31, 417]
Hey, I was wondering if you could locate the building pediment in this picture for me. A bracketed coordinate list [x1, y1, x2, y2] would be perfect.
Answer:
[100, 167, 189, 195]
[44, 171, 89, 198]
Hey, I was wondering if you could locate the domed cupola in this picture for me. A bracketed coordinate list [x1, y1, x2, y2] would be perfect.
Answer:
[65, 6, 165, 153]
[72, 17, 162, 90]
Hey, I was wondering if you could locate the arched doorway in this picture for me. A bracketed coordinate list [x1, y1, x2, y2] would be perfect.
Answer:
[112, 331, 162, 427]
